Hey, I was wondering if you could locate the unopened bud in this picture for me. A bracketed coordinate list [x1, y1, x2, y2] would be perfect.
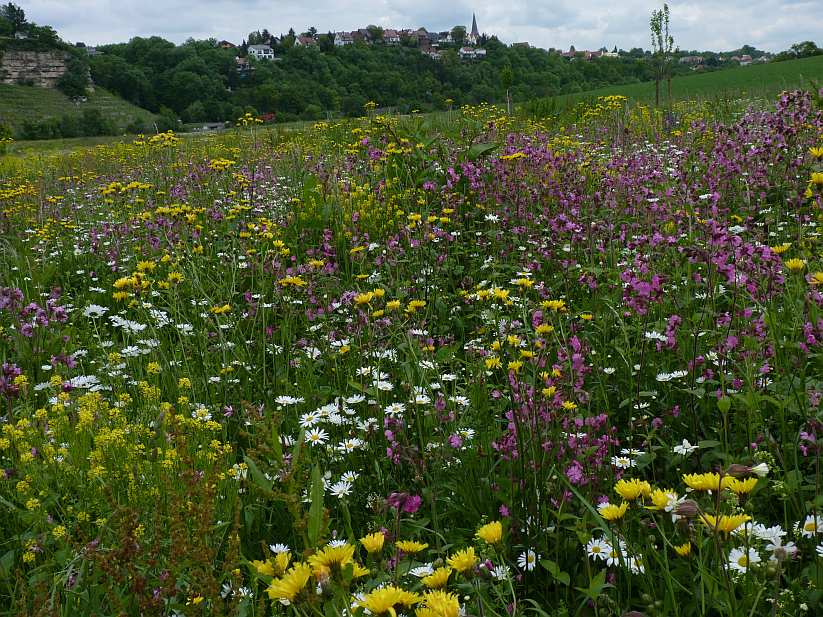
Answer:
[674, 499, 700, 518]
[725, 464, 750, 478]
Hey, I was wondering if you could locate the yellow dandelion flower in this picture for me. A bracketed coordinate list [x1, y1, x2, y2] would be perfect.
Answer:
[422, 567, 453, 589]
[725, 477, 758, 495]
[674, 543, 691, 557]
[417, 590, 460, 617]
[614, 478, 652, 501]
[308, 543, 355, 577]
[700, 513, 751, 534]
[396, 540, 429, 553]
[447, 547, 477, 573]
[785, 258, 807, 272]
[266, 562, 312, 604]
[598, 501, 629, 521]
[360, 532, 385, 553]
[359, 586, 420, 617]
[475, 521, 503, 545]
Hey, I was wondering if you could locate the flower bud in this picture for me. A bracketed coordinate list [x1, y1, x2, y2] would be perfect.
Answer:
[674, 499, 700, 518]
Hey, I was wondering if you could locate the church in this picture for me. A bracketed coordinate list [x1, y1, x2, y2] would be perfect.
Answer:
[468, 13, 480, 45]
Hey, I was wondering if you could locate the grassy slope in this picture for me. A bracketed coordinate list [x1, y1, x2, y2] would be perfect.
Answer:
[555, 54, 823, 105]
[0, 84, 155, 133]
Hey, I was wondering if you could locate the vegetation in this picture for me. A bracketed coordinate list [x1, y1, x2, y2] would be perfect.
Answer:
[1, 89, 823, 616]
[0, 84, 156, 139]
[523, 53, 823, 115]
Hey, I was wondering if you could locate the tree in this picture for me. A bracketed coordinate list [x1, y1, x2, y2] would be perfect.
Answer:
[367, 25, 384, 42]
[790, 41, 822, 58]
[649, 3, 675, 107]
[451, 26, 466, 47]
[0, 2, 26, 35]
[500, 64, 513, 114]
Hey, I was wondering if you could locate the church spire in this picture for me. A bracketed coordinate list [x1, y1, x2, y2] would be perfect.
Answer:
[470, 13, 479, 38]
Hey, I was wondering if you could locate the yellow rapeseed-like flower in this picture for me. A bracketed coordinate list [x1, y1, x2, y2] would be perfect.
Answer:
[360, 532, 385, 553]
[358, 586, 420, 617]
[476, 521, 503, 545]
[266, 562, 312, 604]
[614, 479, 652, 501]
[422, 566, 453, 588]
[810, 172, 823, 186]
[809, 146, 823, 159]
[810, 272, 823, 286]
[598, 501, 629, 521]
[700, 513, 752, 534]
[447, 547, 477, 573]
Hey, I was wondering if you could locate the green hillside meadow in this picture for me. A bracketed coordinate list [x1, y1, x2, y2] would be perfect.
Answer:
[558, 53, 823, 104]
[0, 84, 155, 134]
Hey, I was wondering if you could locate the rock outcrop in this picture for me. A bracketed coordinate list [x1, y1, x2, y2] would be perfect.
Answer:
[0, 50, 69, 88]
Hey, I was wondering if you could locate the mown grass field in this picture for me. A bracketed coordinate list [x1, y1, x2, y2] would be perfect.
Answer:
[0, 84, 155, 134]
[555, 54, 823, 106]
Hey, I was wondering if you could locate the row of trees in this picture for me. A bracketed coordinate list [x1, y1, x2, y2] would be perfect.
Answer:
[89, 36, 666, 124]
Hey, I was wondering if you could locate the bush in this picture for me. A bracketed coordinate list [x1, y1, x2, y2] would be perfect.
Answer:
[56, 52, 90, 98]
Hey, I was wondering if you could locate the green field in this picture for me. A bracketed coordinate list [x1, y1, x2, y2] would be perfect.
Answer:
[556, 54, 823, 105]
[0, 83, 155, 134]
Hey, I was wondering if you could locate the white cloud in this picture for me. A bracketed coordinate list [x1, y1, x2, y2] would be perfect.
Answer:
[21, 0, 823, 51]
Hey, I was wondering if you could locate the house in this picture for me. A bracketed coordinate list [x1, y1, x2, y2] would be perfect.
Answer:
[511, 42, 530, 48]
[384, 29, 401, 44]
[459, 46, 486, 60]
[601, 50, 618, 58]
[218, 40, 236, 49]
[334, 32, 353, 46]
[295, 36, 316, 47]
[739, 54, 753, 66]
[679, 55, 704, 65]
[235, 56, 251, 75]
[248, 44, 275, 60]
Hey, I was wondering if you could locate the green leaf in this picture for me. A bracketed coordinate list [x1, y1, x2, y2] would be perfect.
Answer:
[539, 559, 570, 586]
[0, 550, 14, 576]
[244, 456, 272, 493]
[467, 142, 497, 160]
[717, 396, 731, 413]
[307, 465, 325, 547]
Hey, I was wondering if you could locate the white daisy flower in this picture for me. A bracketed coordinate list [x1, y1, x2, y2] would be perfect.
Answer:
[517, 549, 538, 571]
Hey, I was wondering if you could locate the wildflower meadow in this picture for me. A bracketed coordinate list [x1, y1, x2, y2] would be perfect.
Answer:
[2, 93, 823, 616]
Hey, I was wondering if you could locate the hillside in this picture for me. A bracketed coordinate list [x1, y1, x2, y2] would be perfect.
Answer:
[552, 53, 823, 105]
[0, 83, 156, 137]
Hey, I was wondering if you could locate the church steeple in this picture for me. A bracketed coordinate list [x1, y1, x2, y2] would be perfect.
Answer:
[469, 12, 479, 44]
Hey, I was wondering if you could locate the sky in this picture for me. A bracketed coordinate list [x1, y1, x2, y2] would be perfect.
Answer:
[19, 0, 823, 52]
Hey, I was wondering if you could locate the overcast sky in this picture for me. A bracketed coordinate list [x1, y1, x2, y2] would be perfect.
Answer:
[19, 0, 823, 52]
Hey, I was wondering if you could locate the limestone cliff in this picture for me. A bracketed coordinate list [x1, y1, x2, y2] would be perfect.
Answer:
[0, 50, 69, 88]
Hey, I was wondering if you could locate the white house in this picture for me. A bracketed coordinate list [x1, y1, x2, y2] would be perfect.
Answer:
[334, 32, 354, 46]
[248, 44, 274, 60]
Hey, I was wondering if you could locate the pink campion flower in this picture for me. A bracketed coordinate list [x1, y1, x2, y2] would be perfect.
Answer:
[565, 460, 584, 485]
